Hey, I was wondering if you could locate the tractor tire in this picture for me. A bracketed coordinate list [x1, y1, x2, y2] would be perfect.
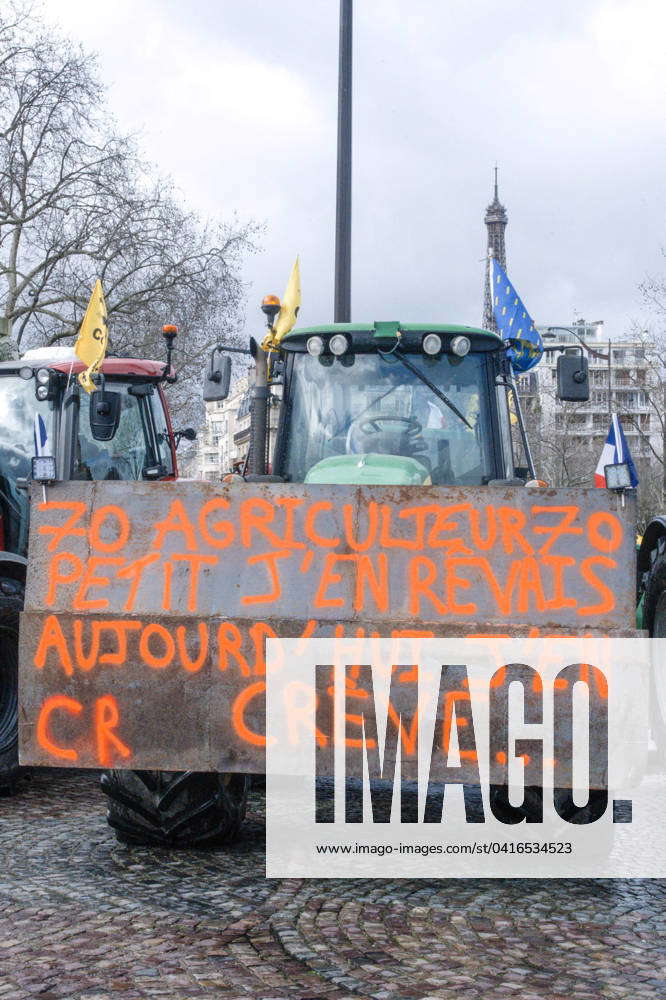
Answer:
[642, 540, 666, 751]
[101, 769, 249, 847]
[0, 577, 24, 794]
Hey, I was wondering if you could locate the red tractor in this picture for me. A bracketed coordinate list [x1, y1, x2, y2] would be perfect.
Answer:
[2, 331, 247, 845]
[0, 335, 185, 791]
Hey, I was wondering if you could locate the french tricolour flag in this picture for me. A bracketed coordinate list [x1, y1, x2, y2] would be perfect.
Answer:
[34, 413, 48, 456]
[594, 414, 639, 487]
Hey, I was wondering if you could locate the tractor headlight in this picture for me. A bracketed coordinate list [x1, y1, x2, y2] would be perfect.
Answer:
[306, 336, 325, 357]
[422, 333, 442, 356]
[605, 462, 632, 490]
[36, 368, 50, 385]
[329, 333, 349, 356]
[32, 456, 56, 482]
[36, 385, 49, 400]
[450, 335, 471, 357]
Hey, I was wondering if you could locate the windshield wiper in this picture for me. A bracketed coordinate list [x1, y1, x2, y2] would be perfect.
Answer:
[350, 382, 400, 424]
[391, 350, 473, 430]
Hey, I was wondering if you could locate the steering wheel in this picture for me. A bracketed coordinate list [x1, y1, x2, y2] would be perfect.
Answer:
[346, 415, 424, 454]
[88, 454, 135, 481]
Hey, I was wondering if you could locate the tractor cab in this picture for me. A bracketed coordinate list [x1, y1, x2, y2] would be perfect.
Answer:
[0, 351, 178, 559]
[274, 323, 512, 486]
[207, 322, 518, 487]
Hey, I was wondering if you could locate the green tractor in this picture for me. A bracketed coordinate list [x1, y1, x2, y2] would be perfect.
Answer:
[102, 318, 533, 845]
[637, 520, 666, 751]
[105, 314, 617, 846]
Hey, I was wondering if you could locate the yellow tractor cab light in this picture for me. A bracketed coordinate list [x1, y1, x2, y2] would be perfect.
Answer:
[525, 478, 549, 488]
[450, 335, 471, 357]
[162, 324, 178, 336]
[329, 333, 349, 356]
[306, 335, 325, 357]
[422, 333, 442, 356]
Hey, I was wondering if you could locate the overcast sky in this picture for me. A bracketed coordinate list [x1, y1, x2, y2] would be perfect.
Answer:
[49, 0, 666, 341]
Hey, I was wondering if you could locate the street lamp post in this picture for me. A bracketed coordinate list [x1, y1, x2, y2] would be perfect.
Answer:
[334, 0, 353, 323]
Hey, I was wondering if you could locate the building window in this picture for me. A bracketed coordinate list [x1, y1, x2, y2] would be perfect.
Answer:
[237, 391, 252, 420]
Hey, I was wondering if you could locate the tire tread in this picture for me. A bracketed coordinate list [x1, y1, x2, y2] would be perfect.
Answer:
[101, 769, 248, 847]
[0, 577, 24, 794]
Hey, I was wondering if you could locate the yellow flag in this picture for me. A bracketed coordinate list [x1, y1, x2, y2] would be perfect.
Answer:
[75, 279, 108, 393]
[265, 257, 300, 350]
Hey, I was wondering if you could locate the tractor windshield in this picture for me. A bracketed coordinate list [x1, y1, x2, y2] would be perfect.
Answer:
[73, 381, 173, 481]
[0, 375, 53, 555]
[282, 351, 496, 484]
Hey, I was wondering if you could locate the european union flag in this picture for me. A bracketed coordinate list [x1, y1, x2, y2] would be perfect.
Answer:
[490, 257, 543, 373]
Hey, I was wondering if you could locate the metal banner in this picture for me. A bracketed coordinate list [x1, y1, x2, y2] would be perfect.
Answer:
[19, 481, 637, 772]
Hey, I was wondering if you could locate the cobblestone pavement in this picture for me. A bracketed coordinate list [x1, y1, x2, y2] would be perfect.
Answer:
[1, 770, 665, 1000]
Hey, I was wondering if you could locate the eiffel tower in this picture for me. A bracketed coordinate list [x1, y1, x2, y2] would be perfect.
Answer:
[482, 166, 508, 332]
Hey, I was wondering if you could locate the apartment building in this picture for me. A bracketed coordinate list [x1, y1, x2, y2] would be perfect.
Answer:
[193, 375, 250, 481]
[515, 320, 660, 479]
[193, 374, 280, 480]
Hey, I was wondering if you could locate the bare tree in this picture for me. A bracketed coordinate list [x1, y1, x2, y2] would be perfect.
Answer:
[635, 460, 663, 535]
[515, 373, 601, 486]
[636, 262, 666, 520]
[607, 328, 665, 498]
[0, 3, 258, 422]
[537, 399, 601, 487]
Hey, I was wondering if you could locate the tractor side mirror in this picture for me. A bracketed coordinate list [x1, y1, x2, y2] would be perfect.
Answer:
[203, 349, 231, 402]
[174, 427, 197, 449]
[556, 351, 589, 402]
[89, 390, 122, 441]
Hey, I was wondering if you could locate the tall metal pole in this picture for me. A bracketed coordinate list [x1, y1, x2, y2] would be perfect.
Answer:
[334, 0, 352, 322]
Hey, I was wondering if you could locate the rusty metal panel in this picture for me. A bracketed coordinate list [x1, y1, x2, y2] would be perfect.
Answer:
[19, 481, 637, 772]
